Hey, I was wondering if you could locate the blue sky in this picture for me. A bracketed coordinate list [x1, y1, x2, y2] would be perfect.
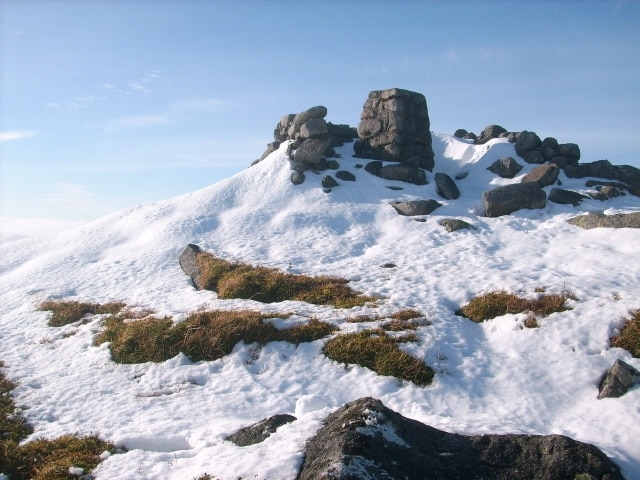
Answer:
[1, 0, 640, 234]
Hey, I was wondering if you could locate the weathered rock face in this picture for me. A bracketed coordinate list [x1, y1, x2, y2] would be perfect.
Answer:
[297, 397, 624, 480]
[598, 359, 640, 399]
[354, 88, 435, 171]
[482, 183, 547, 217]
[376, 163, 427, 185]
[567, 212, 640, 229]
[226, 414, 296, 447]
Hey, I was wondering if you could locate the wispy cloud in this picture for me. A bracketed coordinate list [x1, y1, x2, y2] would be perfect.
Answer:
[0, 130, 36, 142]
[170, 98, 237, 114]
[105, 114, 171, 132]
[103, 70, 162, 96]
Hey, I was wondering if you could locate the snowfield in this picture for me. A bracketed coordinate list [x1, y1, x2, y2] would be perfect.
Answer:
[1, 134, 639, 479]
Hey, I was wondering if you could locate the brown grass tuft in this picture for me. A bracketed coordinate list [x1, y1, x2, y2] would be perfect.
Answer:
[1, 362, 113, 479]
[195, 252, 377, 307]
[38, 300, 126, 327]
[611, 310, 640, 357]
[456, 290, 574, 323]
[95, 310, 337, 364]
[323, 329, 434, 386]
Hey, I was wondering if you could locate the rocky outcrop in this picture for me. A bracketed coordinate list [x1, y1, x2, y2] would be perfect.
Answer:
[226, 414, 296, 447]
[487, 157, 523, 178]
[567, 212, 640, 229]
[482, 183, 546, 217]
[564, 161, 640, 196]
[297, 397, 624, 480]
[475, 124, 508, 144]
[598, 359, 640, 399]
[391, 200, 441, 216]
[354, 88, 434, 171]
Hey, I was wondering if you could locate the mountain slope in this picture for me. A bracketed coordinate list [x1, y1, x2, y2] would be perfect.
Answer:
[1, 135, 639, 479]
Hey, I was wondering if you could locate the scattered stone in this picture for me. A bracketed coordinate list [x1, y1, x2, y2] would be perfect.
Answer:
[598, 185, 623, 198]
[482, 183, 546, 217]
[335, 170, 356, 182]
[326, 159, 340, 170]
[321, 175, 339, 189]
[178, 244, 204, 290]
[386, 186, 404, 191]
[439, 218, 476, 232]
[453, 128, 468, 138]
[355, 88, 434, 170]
[291, 172, 306, 185]
[548, 188, 587, 206]
[227, 414, 297, 447]
[434, 172, 460, 199]
[376, 163, 428, 185]
[380, 263, 396, 268]
[585, 180, 627, 189]
[391, 199, 441, 216]
[487, 157, 523, 178]
[598, 359, 640, 399]
[567, 212, 640, 229]
[297, 397, 624, 480]
[521, 163, 560, 187]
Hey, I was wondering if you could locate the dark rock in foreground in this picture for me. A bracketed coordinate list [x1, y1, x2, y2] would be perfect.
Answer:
[227, 414, 296, 447]
[297, 397, 624, 480]
[567, 212, 640, 229]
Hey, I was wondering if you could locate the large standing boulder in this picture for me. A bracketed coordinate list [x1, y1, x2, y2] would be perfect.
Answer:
[482, 183, 547, 217]
[297, 397, 624, 480]
[179, 244, 205, 290]
[354, 88, 435, 171]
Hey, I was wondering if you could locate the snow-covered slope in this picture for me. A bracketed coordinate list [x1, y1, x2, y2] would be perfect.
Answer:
[1, 135, 639, 479]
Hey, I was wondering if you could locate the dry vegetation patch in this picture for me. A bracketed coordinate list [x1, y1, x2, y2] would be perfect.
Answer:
[0, 362, 114, 479]
[38, 300, 125, 327]
[456, 290, 575, 323]
[323, 329, 434, 386]
[611, 310, 640, 357]
[96, 310, 337, 364]
[195, 252, 377, 308]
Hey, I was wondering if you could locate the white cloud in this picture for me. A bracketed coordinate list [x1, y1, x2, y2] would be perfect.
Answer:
[0, 130, 36, 142]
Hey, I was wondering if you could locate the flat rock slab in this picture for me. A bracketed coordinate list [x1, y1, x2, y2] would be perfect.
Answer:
[567, 212, 640, 229]
[391, 199, 441, 216]
[226, 414, 297, 447]
[297, 397, 624, 480]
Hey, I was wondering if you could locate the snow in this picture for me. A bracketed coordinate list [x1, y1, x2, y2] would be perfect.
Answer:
[1, 135, 639, 479]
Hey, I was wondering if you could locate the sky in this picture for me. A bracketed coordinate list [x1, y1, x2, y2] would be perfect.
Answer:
[1, 0, 640, 238]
